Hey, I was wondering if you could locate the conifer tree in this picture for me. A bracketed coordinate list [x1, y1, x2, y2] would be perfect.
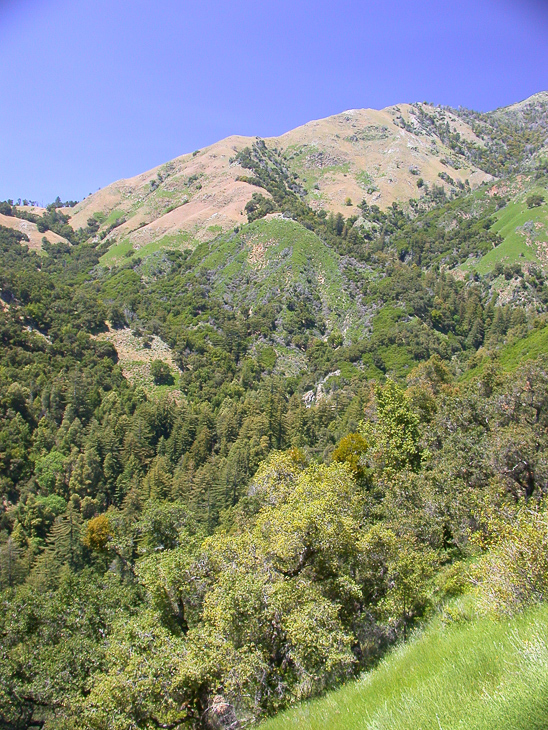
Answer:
[0, 537, 22, 589]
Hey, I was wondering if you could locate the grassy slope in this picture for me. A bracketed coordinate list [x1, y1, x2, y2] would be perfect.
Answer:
[196, 216, 366, 338]
[99, 232, 194, 266]
[462, 325, 548, 381]
[497, 325, 548, 368]
[261, 601, 548, 730]
[461, 183, 548, 275]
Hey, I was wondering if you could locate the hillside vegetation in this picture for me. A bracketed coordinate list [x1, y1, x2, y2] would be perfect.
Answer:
[62, 101, 495, 254]
[261, 601, 548, 730]
[1, 93, 548, 729]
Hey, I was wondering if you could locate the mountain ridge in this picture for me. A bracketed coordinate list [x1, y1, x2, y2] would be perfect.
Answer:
[63, 99, 502, 257]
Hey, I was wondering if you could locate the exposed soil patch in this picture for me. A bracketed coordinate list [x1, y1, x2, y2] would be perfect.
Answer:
[95, 326, 182, 387]
[0, 213, 69, 250]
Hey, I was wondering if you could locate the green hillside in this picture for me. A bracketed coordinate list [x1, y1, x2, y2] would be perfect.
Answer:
[3, 95, 548, 730]
[462, 323, 548, 381]
[461, 179, 548, 275]
[99, 231, 195, 267]
[193, 216, 366, 338]
[261, 601, 548, 730]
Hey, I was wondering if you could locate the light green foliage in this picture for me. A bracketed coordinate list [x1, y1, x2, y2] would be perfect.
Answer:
[473, 505, 548, 615]
[79, 456, 366, 724]
[80, 611, 194, 730]
[34, 449, 66, 494]
[361, 379, 422, 473]
[462, 325, 548, 378]
[79, 453, 441, 726]
[0, 570, 140, 730]
[99, 232, 194, 266]
[359, 525, 437, 635]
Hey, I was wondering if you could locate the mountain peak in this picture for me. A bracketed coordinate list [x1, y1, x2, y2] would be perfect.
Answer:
[67, 101, 499, 262]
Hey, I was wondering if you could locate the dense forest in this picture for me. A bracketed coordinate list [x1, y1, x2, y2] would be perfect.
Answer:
[1, 125, 548, 728]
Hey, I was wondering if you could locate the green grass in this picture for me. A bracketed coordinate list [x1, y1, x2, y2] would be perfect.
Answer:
[462, 326, 548, 380]
[461, 185, 548, 275]
[99, 233, 194, 266]
[356, 170, 377, 191]
[261, 601, 548, 730]
[138, 233, 195, 255]
[283, 144, 352, 192]
[195, 217, 366, 338]
[498, 325, 548, 369]
[99, 237, 134, 264]
[103, 209, 126, 227]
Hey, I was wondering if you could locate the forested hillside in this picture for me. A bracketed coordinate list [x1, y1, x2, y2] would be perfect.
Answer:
[1, 95, 548, 729]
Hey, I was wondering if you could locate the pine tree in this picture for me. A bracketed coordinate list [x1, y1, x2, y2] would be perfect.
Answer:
[0, 538, 22, 589]
[141, 455, 173, 502]
[44, 506, 83, 573]
[466, 317, 484, 349]
[489, 306, 508, 343]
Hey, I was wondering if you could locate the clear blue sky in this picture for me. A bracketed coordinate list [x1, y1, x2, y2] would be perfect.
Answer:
[1, 0, 547, 203]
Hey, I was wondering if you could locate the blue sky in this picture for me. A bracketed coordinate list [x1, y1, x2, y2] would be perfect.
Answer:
[1, 0, 547, 203]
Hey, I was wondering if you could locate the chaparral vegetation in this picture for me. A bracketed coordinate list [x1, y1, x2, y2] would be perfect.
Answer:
[2, 92, 548, 729]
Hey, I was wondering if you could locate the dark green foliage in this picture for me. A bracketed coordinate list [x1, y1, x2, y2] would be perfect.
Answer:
[151, 359, 174, 385]
[527, 193, 545, 208]
[410, 98, 548, 177]
[245, 191, 277, 221]
[234, 140, 370, 256]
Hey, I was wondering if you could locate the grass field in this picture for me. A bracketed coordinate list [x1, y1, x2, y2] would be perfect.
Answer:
[260, 600, 548, 730]
[461, 186, 548, 275]
[461, 326, 548, 381]
[99, 232, 194, 266]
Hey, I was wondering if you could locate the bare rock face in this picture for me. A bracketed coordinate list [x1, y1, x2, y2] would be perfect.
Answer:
[205, 695, 240, 730]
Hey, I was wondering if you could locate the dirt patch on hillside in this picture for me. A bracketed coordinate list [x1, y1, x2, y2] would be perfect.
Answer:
[95, 326, 182, 386]
[0, 213, 69, 250]
[245, 234, 278, 270]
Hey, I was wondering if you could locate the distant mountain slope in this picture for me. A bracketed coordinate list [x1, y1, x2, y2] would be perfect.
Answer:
[192, 216, 368, 339]
[458, 171, 548, 276]
[64, 102, 495, 257]
[0, 211, 69, 250]
[449, 91, 548, 176]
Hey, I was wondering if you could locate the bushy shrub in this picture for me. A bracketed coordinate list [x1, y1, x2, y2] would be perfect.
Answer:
[527, 193, 545, 208]
[151, 359, 174, 385]
[474, 506, 548, 615]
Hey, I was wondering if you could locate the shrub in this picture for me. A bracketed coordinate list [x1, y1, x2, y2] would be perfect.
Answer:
[331, 433, 368, 481]
[474, 506, 548, 615]
[151, 359, 174, 385]
[527, 193, 545, 208]
[83, 514, 113, 552]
